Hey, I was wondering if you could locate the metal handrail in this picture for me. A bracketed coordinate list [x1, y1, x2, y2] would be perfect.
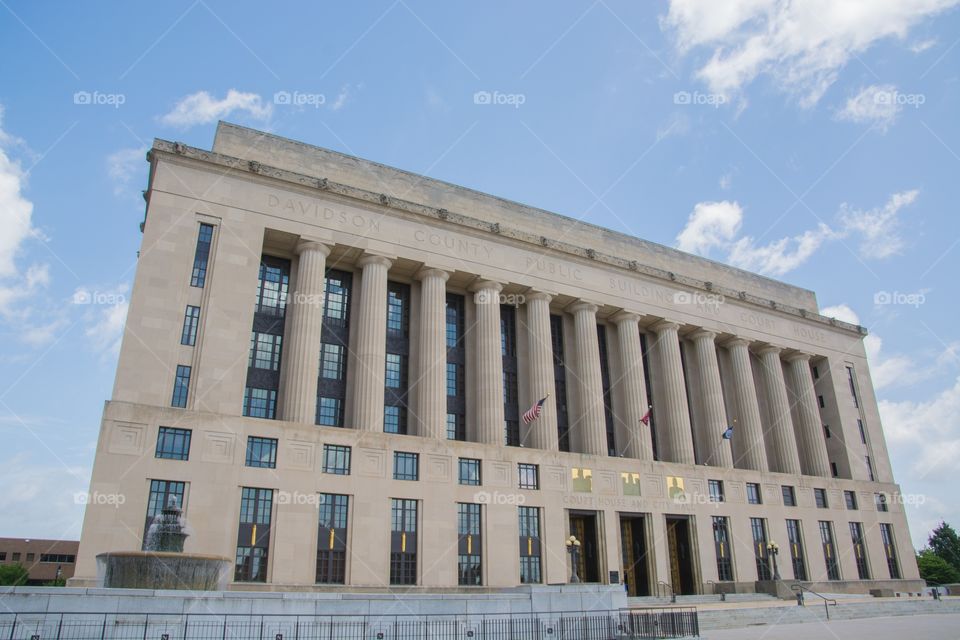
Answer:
[705, 579, 726, 601]
[657, 580, 677, 603]
[791, 584, 838, 619]
[925, 581, 946, 600]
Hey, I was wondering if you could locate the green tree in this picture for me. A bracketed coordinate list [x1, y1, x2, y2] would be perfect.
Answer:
[928, 521, 960, 573]
[0, 563, 28, 586]
[917, 549, 960, 584]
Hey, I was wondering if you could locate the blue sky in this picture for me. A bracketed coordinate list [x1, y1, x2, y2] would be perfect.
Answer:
[1, 1, 958, 549]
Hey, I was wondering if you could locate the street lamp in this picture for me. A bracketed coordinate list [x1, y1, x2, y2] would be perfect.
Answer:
[766, 541, 781, 581]
[565, 535, 582, 583]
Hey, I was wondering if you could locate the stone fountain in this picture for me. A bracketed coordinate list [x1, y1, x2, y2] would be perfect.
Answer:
[97, 496, 231, 590]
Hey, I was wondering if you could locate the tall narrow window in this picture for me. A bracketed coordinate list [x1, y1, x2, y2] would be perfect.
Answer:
[786, 519, 807, 581]
[709, 480, 725, 503]
[180, 305, 200, 346]
[550, 314, 571, 452]
[143, 480, 185, 549]
[235, 487, 272, 582]
[858, 419, 867, 444]
[751, 517, 770, 580]
[254, 260, 289, 317]
[639, 332, 659, 460]
[875, 493, 888, 512]
[865, 456, 875, 481]
[190, 223, 214, 288]
[317, 269, 352, 427]
[384, 282, 410, 434]
[782, 485, 796, 507]
[597, 324, 616, 455]
[713, 516, 733, 581]
[171, 365, 191, 408]
[316, 494, 348, 584]
[245, 256, 289, 419]
[519, 506, 542, 584]
[390, 499, 418, 585]
[879, 523, 901, 579]
[457, 503, 482, 585]
[820, 521, 841, 580]
[747, 483, 762, 505]
[501, 304, 520, 445]
[849, 522, 870, 579]
[155, 427, 191, 461]
[845, 490, 858, 510]
[814, 488, 828, 509]
[446, 294, 466, 441]
[846, 366, 860, 408]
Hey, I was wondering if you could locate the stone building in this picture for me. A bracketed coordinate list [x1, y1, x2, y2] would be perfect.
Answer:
[0, 538, 78, 585]
[72, 122, 919, 595]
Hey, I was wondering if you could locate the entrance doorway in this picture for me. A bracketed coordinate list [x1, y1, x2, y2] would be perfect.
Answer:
[665, 516, 697, 595]
[620, 514, 652, 596]
[568, 511, 601, 583]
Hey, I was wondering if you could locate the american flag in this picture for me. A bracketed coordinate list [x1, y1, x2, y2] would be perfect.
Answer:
[522, 396, 548, 425]
[640, 406, 652, 426]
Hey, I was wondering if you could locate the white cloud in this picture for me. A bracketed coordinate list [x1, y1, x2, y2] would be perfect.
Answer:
[80, 284, 130, 358]
[675, 200, 743, 254]
[107, 146, 148, 199]
[840, 189, 917, 259]
[0, 106, 36, 280]
[820, 303, 860, 325]
[331, 85, 352, 111]
[160, 89, 272, 128]
[909, 38, 938, 53]
[727, 222, 838, 276]
[662, 0, 959, 106]
[0, 452, 88, 539]
[719, 171, 734, 190]
[835, 84, 902, 132]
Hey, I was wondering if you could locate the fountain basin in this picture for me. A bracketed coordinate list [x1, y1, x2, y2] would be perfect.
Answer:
[97, 551, 231, 590]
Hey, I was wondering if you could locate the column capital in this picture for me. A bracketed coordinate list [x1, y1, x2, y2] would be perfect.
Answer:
[469, 279, 503, 293]
[689, 328, 718, 342]
[295, 239, 332, 256]
[567, 301, 598, 315]
[525, 290, 554, 303]
[650, 319, 680, 333]
[357, 253, 393, 269]
[415, 267, 451, 282]
[723, 336, 753, 349]
[756, 344, 783, 356]
[785, 351, 813, 363]
[610, 310, 641, 326]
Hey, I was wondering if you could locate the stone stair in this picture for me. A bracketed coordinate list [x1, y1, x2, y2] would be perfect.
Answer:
[629, 593, 779, 606]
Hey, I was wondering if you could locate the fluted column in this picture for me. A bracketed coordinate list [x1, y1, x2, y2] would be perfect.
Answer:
[570, 302, 607, 456]
[352, 254, 392, 432]
[758, 346, 802, 474]
[651, 320, 696, 465]
[472, 281, 505, 445]
[725, 338, 768, 471]
[280, 240, 331, 423]
[785, 353, 831, 477]
[525, 292, 558, 450]
[690, 329, 733, 468]
[611, 312, 652, 460]
[415, 268, 450, 439]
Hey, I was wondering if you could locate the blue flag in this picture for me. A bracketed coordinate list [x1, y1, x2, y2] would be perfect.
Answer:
[722, 426, 734, 440]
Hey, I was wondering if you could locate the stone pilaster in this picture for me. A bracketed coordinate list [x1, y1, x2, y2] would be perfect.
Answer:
[415, 268, 450, 439]
[786, 353, 832, 477]
[351, 254, 392, 432]
[611, 312, 652, 460]
[725, 338, 768, 471]
[280, 240, 331, 424]
[471, 281, 505, 445]
[524, 292, 558, 450]
[570, 302, 608, 457]
[651, 320, 696, 465]
[757, 346, 802, 474]
[690, 329, 733, 468]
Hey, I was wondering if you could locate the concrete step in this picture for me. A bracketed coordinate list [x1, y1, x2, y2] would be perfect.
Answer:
[629, 593, 778, 607]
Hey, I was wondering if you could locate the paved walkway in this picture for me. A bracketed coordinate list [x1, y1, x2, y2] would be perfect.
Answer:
[702, 612, 960, 639]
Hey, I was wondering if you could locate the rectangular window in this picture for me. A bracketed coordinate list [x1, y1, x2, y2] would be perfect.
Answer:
[317, 270, 352, 427]
[518, 463, 539, 490]
[447, 412, 465, 441]
[180, 305, 200, 346]
[824, 425, 831, 438]
[501, 305, 520, 446]
[858, 419, 867, 444]
[143, 480, 186, 549]
[446, 294, 466, 440]
[249, 332, 282, 370]
[786, 519, 807, 581]
[190, 223, 214, 288]
[322, 445, 351, 475]
[457, 503, 482, 586]
[245, 436, 278, 469]
[155, 427, 191, 461]
[880, 523, 901, 580]
[815, 488, 828, 509]
[844, 490, 858, 510]
[459, 458, 481, 486]
[875, 493, 889, 512]
[782, 485, 796, 507]
[385, 353, 404, 388]
[324, 271, 350, 326]
[319, 343, 345, 380]
[831, 462, 839, 477]
[709, 480, 725, 503]
[387, 285, 409, 336]
[519, 506, 542, 584]
[746, 482, 762, 505]
[818, 395, 825, 408]
[865, 456, 875, 481]
[243, 387, 277, 419]
[847, 366, 860, 408]
[39, 554, 75, 564]
[813, 365, 819, 379]
[316, 397, 343, 427]
[384, 405, 408, 435]
[254, 260, 289, 316]
[713, 516, 734, 581]
[393, 452, 419, 481]
[316, 494, 349, 584]
[446, 362, 460, 396]
[820, 521, 841, 580]
[384, 282, 410, 434]
[390, 498, 418, 585]
[171, 365, 191, 408]
[751, 517, 770, 580]
[850, 522, 871, 579]
[235, 487, 272, 582]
